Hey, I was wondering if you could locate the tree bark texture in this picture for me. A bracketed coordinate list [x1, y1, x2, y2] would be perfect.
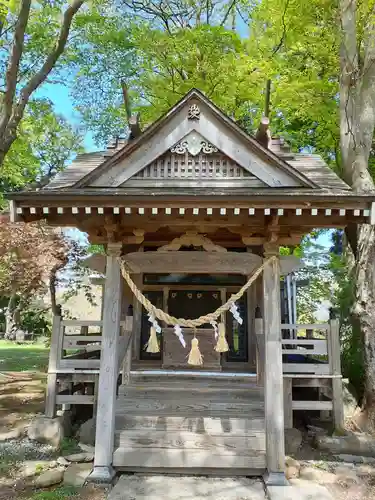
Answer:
[340, 0, 375, 430]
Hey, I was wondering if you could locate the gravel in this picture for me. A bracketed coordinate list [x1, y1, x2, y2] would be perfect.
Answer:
[0, 437, 56, 464]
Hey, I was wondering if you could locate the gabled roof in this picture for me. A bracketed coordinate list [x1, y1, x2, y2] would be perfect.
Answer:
[14, 88, 363, 200]
[66, 89, 315, 190]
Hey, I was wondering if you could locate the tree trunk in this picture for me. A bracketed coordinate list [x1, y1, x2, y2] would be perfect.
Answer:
[351, 224, 375, 431]
[49, 268, 59, 316]
[339, 0, 375, 431]
[5, 295, 19, 340]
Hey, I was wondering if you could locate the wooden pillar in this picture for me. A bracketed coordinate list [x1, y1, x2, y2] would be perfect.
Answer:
[122, 307, 134, 385]
[91, 243, 123, 483]
[283, 378, 293, 429]
[255, 307, 264, 385]
[329, 310, 344, 430]
[45, 309, 62, 418]
[132, 274, 143, 360]
[263, 245, 287, 485]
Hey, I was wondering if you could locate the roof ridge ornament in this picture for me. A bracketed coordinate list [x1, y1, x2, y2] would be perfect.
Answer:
[170, 131, 218, 156]
[188, 103, 200, 120]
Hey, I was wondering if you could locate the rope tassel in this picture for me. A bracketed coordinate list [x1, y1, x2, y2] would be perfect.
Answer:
[145, 326, 160, 353]
[188, 337, 203, 366]
[215, 322, 229, 352]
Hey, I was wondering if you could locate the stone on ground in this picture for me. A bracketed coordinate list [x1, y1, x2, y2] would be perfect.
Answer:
[108, 476, 266, 500]
[27, 416, 64, 448]
[334, 464, 360, 486]
[78, 442, 95, 453]
[0, 427, 23, 442]
[57, 456, 70, 466]
[19, 460, 54, 478]
[284, 428, 302, 455]
[316, 433, 375, 457]
[285, 457, 301, 479]
[65, 452, 94, 463]
[78, 418, 96, 446]
[267, 479, 334, 500]
[63, 462, 93, 487]
[299, 466, 337, 484]
[33, 468, 64, 488]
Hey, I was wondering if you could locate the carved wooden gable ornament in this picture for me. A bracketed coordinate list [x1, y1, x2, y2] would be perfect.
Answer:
[75, 89, 316, 190]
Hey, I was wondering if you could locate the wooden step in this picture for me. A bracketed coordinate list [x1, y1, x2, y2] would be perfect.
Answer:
[118, 386, 263, 400]
[118, 381, 263, 396]
[116, 397, 264, 417]
[113, 447, 266, 472]
[129, 370, 257, 385]
[115, 415, 265, 434]
[114, 429, 265, 450]
[114, 372, 265, 474]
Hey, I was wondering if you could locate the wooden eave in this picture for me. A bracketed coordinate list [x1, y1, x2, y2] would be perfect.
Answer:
[7, 188, 375, 207]
[71, 89, 317, 190]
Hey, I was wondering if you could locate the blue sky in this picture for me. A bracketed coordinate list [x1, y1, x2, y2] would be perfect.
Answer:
[36, 82, 97, 152]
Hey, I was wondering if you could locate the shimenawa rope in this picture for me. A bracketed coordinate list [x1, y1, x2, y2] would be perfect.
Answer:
[119, 255, 276, 365]
[119, 256, 275, 328]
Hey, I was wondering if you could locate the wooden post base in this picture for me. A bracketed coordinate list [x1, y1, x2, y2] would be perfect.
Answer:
[264, 471, 289, 486]
[88, 466, 116, 484]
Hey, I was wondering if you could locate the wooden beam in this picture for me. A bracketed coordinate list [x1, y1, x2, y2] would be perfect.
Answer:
[45, 313, 62, 418]
[92, 242, 123, 483]
[262, 246, 287, 485]
[329, 316, 344, 430]
[283, 378, 293, 429]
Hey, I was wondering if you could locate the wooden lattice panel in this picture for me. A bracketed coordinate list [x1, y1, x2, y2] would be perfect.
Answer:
[134, 152, 253, 179]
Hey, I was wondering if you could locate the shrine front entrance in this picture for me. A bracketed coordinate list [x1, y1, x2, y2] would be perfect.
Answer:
[138, 274, 251, 371]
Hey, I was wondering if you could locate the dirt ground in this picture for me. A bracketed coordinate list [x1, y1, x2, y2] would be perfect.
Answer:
[0, 372, 106, 500]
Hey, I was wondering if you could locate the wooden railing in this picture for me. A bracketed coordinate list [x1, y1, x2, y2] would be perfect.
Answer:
[45, 314, 133, 417]
[281, 323, 332, 375]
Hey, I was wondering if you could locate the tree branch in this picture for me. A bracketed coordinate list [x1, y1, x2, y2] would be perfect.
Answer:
[5, 0, 85, 143]
[272, 0, 290, 54]
[0, 0, 31, 138]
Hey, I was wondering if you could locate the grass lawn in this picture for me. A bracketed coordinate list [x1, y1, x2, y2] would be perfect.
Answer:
[0, 340, 49, 372]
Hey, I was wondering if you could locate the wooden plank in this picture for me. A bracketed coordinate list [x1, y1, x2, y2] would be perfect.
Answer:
[114, 430, 266, 453]
[255, 319, 264, 386]
[45, 314, 63, 417]
[292, 400, 333, 411]
[58, 359, 101, 369]
[114, 416, 265, 434]
[113, 447, 266, 470]
[329, 318, 344, 429]
[283, 374, 342, 379]
[282, 340, 328, 356]
[122, 252, 300, 276]
[162, 328, 220, 369]
[132, 273, 143, 361]
[281, 324, 329, 330]
[56, 395, 95, 405]
[118, 382, 263, 394]
[291, 378, 330, 388]
[262, 251, 285, 475]
[123, 251, 262, 275]
[63, 336, 102, 350]
[63, 335, 102, 343]
[115, 399, 264, 415]
[94, 243, 123, 472]
[283, 363, 330, 374]
[283, 378, 293, 429]
[118, 390, 263, 403]
[61, 320, 102, 327]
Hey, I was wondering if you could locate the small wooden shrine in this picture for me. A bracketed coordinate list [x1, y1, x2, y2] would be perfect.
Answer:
[8, 89, 375, 485]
